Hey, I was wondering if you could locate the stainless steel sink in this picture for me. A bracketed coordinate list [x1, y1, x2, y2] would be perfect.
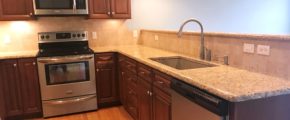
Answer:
[150, 56, 216, 70]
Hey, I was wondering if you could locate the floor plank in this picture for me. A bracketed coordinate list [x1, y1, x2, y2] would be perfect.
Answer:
[32, 106, 133, 120]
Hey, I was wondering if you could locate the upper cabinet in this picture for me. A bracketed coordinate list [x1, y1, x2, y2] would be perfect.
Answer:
[0, 0, 34, 21]
[89, 0, 131, 19]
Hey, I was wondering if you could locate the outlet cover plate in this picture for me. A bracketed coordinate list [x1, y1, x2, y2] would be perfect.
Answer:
[257, 45, 270, 55]
[243, 43, 255, 53]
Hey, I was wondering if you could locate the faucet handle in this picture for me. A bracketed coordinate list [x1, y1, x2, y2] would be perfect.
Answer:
[212, 55, 229, 65]
[204, 48, 211, 61]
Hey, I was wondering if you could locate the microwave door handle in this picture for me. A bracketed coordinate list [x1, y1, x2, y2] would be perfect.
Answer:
[73, 0, 77, 13]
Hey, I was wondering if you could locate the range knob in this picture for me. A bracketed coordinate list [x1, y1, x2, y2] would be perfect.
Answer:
[72, 34, 76, 37]
[41, 35, 45, 39]
[81, 33, 85, 37]
[77, 34, 81, 37]
[45, 35, 50, 39]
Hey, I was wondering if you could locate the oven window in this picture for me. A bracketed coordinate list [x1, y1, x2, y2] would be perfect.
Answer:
[36, 0, 73, 9]
[45, 62, 90, 85]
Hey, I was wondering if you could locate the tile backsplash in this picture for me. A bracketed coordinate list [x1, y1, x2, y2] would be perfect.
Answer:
[139, 30, 290, 80]
[0, 17, 135, 52]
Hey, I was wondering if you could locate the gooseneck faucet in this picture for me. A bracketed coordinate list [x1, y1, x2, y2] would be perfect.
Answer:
[177, 19, 205, 60]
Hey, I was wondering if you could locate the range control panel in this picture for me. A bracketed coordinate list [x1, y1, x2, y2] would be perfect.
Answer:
[38, 31, 88, 43]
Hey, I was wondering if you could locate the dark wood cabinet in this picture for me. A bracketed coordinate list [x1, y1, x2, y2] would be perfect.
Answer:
[152, 87, 171, 120]
[95, 53, 119, 107]
[0, 0, 34, 20]
[89, 0, 131, 19]
[18, 59, 41, 115]
[138, 78, 152, 120]
[119, 55, 139, 119]
[119, 54, 172, 120]
[0, 60, 23, 117]
[0, 58, 41, 120]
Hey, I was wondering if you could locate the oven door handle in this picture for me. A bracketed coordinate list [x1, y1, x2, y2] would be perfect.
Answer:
[38, 56, 93, 63]
[43, 95, 96, 105]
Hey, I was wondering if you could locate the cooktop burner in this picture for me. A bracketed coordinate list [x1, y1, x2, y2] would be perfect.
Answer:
[36, 31, 94, 57]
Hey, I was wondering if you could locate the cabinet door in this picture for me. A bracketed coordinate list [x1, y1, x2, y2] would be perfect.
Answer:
[96, 53, 118, 105]
[152, 87, 171, 120]
[138, 78, 152, 120]
[96, 63, 118, 104]
[111, 0, 131, 18]
[0, 60, 23, 117]
[0, 0, 33, 20]
[0, 62, 6, 120]
[118, 55, 126, 105]
[89, 0, 111, 18]
[18, 58, 41, 115]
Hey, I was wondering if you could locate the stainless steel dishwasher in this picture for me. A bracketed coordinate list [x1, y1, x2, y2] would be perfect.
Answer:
[171, 79, 229, 120]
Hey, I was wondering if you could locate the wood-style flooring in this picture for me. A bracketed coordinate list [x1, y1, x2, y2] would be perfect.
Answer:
[32, 106, 133, 120]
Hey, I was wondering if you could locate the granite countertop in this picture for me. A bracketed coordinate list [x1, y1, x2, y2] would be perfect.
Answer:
[92, 45, 290, 102]
[2, 45, 290, 102]
[0, 51, 38, 60]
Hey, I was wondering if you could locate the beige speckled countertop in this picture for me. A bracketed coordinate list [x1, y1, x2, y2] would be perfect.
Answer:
[92, 45, 290, 102]
[1, 45, 290, 102]
[0, 51, 38, 60]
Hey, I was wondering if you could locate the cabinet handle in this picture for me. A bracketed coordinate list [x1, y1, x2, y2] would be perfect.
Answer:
[157, 80, 164, 84]
[149, 91, 153, 96]
[13, 64, 17, 67]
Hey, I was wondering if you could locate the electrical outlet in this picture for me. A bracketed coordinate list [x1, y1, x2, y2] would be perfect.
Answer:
[243, 43, 255, 53]
[92, 32, 97, 40]
[133, 30, 138, 38]
[257, 45, 270, 55]
[154, 35, 159, 41]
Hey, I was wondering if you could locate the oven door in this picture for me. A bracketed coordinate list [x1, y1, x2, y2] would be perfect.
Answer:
[33, 0, 88, 15]
[37, 54, 96, 100]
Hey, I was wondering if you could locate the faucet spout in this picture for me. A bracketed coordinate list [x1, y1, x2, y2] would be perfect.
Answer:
[177, 18, 205, 60]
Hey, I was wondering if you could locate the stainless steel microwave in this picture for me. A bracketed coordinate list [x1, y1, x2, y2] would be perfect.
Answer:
[33, 0, 89, 15]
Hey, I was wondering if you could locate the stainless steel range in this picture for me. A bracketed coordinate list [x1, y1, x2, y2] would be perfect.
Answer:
[36, 31, 97, 118]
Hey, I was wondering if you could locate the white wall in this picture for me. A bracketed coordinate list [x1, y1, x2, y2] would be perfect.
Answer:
[126, 0, 290, 35]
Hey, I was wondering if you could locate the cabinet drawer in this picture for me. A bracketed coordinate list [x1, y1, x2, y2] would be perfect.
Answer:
[153, 71, 172, 95]
[137, 64, 152, 83]
[124, 60, 137, 73]
[126, 74, 138, 88]
[95, 53, 115, 62]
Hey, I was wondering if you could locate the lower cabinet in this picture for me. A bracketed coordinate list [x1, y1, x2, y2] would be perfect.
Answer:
[0, 58, 41, 120]
[138, 78, 152, 120]
[152, 87, 171, 120]
[95, 53, 119, 107]
[119, 54, 172, 120]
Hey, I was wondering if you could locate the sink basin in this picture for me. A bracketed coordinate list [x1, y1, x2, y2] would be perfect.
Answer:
[150, 56, 216, 70]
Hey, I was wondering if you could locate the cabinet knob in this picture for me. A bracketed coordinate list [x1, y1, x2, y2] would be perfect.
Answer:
[107, 12, 111, 15]
[96, 68, 99, 72]
[13, 64, 17, 67]
[112, 12, 115, 15]
[33, 62, 36, 66]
